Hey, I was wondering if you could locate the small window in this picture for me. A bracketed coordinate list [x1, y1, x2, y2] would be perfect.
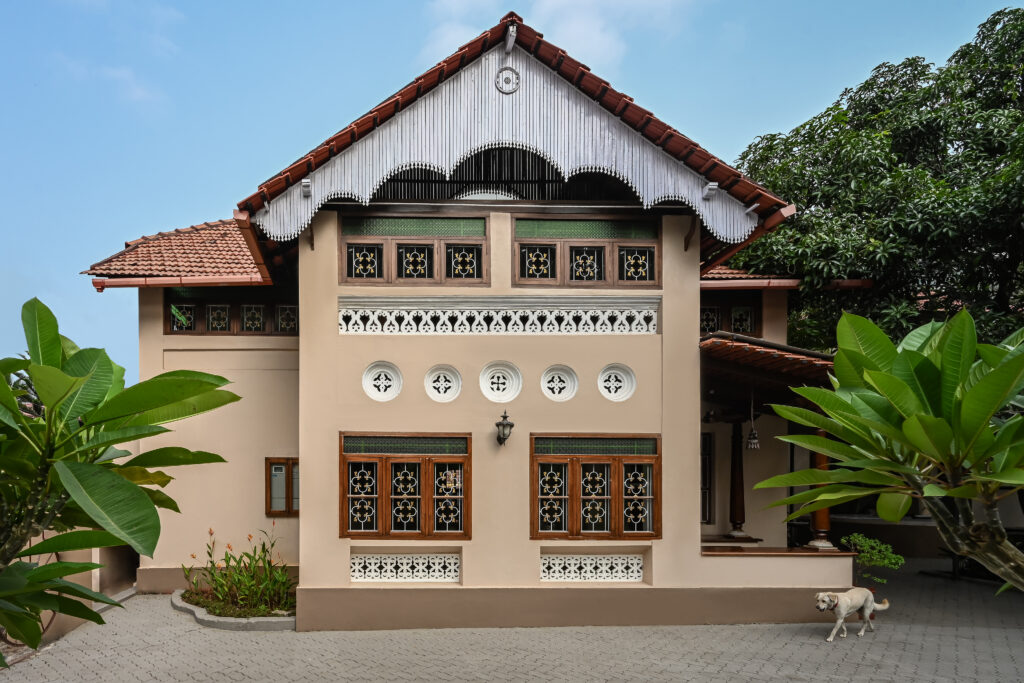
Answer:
[241, 304, 266, 333]
[206, 304, 231, 332]
[445, 244, 482, 279]
[618, 247, 655, 282]
[347, 244, 385, 279]
[340, 433, 471, 539]
[169, 304, 196, 332]
[530, 435, 660, 539]
[276, 305, 298, 333]
[569, 246, 605, 282]
[519, 244, 557, 280]
[396, 244, 434, 279]
[266, 457, 299, 517]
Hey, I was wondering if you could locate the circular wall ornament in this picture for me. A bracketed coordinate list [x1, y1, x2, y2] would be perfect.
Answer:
[540, 365, 578, 402]
[479, 361, 522, 403]
[424, 365, 462, 403]
[362, 361, 402, 402]
[597, 364, 636, 402]
[495, 66, 520, 94]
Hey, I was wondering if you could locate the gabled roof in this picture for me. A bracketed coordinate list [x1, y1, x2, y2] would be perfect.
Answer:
[237, 12, 795, 241]
[84, 218, 270, 290]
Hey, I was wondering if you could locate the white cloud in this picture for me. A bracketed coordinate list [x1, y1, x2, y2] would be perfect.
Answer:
[53, 53, 165, 104]
[418, 0, 691, 77]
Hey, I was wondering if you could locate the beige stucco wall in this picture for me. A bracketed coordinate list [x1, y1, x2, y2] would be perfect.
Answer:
[292, 209, 850, 592]
[137, 288, 299, 578]
[761, 289, 788, 344]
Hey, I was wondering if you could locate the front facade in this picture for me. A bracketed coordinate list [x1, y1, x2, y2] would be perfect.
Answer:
[87, 13, 852, 629]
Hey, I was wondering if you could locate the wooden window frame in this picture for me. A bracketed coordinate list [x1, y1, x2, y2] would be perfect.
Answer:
[338, 214, 490, 286]
[265, 457, 299, 517]
[529, 433, 661, 540]
[699, 292, 762, 336]
[165, 299, 299, 337]
[339, 432, 472, 540]
[511, 216, 662, 289]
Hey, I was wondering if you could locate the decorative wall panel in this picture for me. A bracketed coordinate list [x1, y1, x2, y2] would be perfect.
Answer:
[339, 296, 659, 335]
[539, 554, 644, 582]
[252, 46, 758, 243]
[350, 554, 461, 582]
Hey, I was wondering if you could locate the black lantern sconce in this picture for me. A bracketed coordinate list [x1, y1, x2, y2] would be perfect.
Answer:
[495, 411, 514, 446]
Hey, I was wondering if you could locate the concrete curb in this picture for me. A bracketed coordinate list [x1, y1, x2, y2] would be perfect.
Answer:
[170, 590, 295, 631]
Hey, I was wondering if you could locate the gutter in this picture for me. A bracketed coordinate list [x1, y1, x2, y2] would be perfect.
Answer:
[91, 274, 270, 292]
[700, 278, 873, 291]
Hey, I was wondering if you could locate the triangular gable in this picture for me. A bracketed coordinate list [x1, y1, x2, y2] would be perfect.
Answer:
[239, 12, 794, 245]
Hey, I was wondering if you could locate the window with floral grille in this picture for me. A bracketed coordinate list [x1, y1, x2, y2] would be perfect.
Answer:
[698, 295, 761, 337]
[514, 219, 659, 287]
[340, 217, 487, 284]
[530, 435, 660, 539]
[266, 457, 299, 517]
[340, 434, 471, 539]
[165, 288, 298, 336]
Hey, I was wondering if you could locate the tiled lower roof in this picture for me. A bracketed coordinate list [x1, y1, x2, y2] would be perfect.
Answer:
[699, 333, 833, 383]
[84, 218, 269, 284]
[702, 266, 783, 280]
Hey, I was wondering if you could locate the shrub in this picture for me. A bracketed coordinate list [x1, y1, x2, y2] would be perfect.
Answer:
[841, 533, 905, 585]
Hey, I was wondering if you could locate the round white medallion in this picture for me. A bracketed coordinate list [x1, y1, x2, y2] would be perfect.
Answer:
[424, 365, 462, 403]
[495, 66, 520, 94]
[362, 361, 402, 402]
[479, 361, 522, 403]
[597, 364, 636, 402]
[540, 365, 578, 402]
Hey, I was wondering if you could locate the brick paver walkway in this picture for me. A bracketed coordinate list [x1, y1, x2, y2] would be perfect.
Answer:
[6, 560, 1024, 682]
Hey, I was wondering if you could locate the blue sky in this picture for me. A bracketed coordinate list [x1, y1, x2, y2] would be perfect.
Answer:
[1, 0, 1015, 382]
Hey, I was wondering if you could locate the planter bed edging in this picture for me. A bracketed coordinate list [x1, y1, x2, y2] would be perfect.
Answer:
[170, 590, 295, 631]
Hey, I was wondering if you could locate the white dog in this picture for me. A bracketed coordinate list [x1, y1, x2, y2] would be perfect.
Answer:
[815, 588, 890, 642]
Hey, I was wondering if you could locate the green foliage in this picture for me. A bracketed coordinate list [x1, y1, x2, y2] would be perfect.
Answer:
[757, 311, 1024, 590]
[840, 533, 905, 584]
[733, 9, 1024, 349]
[182, 528, 296, 614]
[0, 298, 237, 665]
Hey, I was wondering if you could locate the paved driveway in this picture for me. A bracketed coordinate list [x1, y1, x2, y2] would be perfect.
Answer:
[6, 560, 1024, 682]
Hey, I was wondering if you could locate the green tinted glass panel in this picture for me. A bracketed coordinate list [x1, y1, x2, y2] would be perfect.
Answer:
[343, 436, 469, 455]
[343, 217, 486, 237]
[515, 219, 657, 240]
[533, 437, 658, 455]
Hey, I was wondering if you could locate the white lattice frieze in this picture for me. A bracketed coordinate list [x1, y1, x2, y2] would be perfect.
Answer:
[540, 554, 644, 582]
[339, 296, 659, 335]
[350, 554, 461, 582]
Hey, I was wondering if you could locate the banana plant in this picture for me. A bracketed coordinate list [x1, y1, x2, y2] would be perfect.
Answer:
[0, 298, 238, 664]
[756, 310, 1024, 591]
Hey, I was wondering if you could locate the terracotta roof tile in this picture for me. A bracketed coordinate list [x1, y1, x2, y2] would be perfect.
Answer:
[237, 11, 794, 233]
[701, 266, 784, 280]
[85, 219, 267, 281]
[699, 335, 833, 384]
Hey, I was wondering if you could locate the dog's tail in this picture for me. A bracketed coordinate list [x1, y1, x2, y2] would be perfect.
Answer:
[873, 598, 891, 611]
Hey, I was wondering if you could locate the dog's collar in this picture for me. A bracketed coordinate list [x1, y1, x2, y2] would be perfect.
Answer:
[827, 593, 839, 610]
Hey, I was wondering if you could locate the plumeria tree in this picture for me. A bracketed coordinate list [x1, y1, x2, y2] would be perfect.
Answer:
[0, 299, 238, 665]
[757, 311, 1024, 591]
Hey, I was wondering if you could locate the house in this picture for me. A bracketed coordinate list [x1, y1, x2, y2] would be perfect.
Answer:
[85, 12, 853, 629]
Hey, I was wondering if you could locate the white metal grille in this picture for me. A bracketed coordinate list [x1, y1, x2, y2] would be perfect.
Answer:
[539, 554, 644, 582]
[350, 554, 460, 582]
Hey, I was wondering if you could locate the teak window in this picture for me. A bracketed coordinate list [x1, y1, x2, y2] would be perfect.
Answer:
[339, 434, 471, 539]
[513, 218, 660, 288]
[530, 435, 661, 539]
[166, 286, 298, 336]
[266, 457, 299, 517]
[339, 216, 488, 285]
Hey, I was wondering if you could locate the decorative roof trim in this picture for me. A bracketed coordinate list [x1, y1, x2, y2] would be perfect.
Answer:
[239, 12, 794, 244]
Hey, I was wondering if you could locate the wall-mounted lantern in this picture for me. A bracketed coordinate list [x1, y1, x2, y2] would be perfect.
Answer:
[495, 411, 514, 446]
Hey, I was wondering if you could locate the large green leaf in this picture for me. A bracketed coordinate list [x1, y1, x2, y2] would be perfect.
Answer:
[922, 483, 978, 498]
[117, 390, 241, 427]
[114, 466, 172, 488]
[25, 561, 102, 583]
[104, 360, 126, 402]
[876, 492, 913, 522]
[784, 493, 878, 522]
[80, 425, 170, 452]
[976, 343, 1008, 368]
[833, 349, 875, 388]
[770, 404, 873, 449]
[153, 370, 231, 387]
[0, 357, 30, 376]
[902, 414, 954, 463]
[777, 434, 865, 462]
[973, 469, 1024, 486]
[18, 592, 105, 625]
[143, 488, 181, 513]
[939, 310, 977, 423]
[755, 467, 899, 489]
[58, 334, 80, 361]
[864, 370, 925, 418]
[898, 320, 944, 352]
[892, 350, 941, 415]
[47, 578, 121, 605]
[54, 461, 160, 557]
[837, 313, 897, 370]
[21, 298, 61, 368]
[60, 348, 114, 422]
[124, 447, 226, 468]
[87, 374, 231, 425]
[26, 365, 85, 414]
[960, 354, 1024, 452]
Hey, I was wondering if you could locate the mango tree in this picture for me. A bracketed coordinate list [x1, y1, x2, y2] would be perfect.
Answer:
[0, 298, 239, 665]
[757, 311, 1024, 591]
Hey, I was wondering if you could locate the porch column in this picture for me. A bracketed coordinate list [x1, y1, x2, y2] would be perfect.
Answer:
[806, 428, 836, 550]
[726, 421, 749, 538]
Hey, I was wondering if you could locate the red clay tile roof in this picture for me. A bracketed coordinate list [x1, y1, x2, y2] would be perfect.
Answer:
[84, 219, 270, 285]
[237, 12, 795, 235]
[702, 266, 782, 280]
[700, 334, 833, 384]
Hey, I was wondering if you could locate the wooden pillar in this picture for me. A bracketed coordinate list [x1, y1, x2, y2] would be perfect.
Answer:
[806, 428, 836, 550]
[726, 421, 749, 538]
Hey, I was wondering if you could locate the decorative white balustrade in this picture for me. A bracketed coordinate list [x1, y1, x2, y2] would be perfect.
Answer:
[339, 296, 659, 335]
[350, 554, 461, 582]
[540, 554, 644, 582]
